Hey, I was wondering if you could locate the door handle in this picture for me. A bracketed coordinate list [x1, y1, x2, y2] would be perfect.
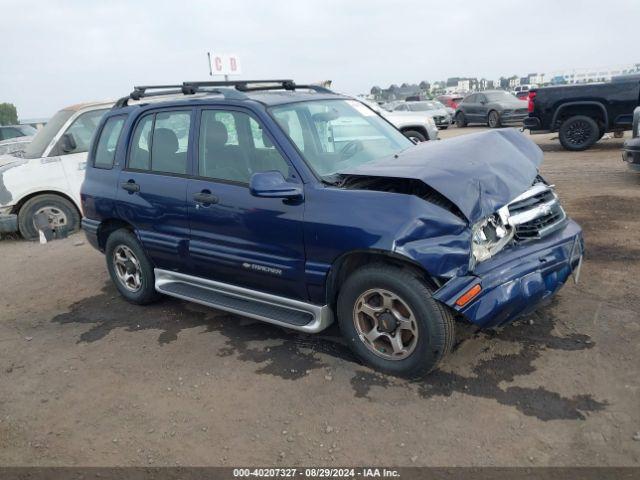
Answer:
[121, 181, 140, 193]
[193, 191, 219, 205]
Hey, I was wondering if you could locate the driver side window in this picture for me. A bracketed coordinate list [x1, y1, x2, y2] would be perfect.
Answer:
[198, 110, 290, 184]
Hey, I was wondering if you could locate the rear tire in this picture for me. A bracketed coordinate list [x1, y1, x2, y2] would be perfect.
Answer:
[17, 194, 80, 240]
[105, 229, 160, 305]
[455, 112, 467, 127]
[337, 264, 455, 378]
[402, 130, 427, 143]
[559, 115, 599, 151]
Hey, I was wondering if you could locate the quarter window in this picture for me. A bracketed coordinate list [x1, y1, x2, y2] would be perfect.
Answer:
[94, 116, 125, 169]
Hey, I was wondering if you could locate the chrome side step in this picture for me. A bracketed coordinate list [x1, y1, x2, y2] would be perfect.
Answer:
[154, 269, 333, 333]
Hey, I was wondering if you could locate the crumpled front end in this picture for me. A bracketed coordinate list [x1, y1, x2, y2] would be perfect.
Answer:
[434, 219, 583, 328]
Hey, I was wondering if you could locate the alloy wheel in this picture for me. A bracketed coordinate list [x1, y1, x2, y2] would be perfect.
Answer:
[112, 245, 143, 292]
[566, 120, 592, 145]
[352, 288, 419, 361]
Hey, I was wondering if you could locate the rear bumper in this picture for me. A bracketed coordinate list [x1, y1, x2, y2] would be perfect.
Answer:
[81, 218, 101, 250]
[434, 219, 583, 328]
[501, 113, 528, 125]
[623, 137, 640, 171]
[0, 213, 18, 233]
[523, 116, 542, 130]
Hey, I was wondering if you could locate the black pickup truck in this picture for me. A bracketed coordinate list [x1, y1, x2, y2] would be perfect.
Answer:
[524, 75, 640, 151]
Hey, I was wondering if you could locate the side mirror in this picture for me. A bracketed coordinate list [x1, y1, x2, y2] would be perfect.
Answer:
[249, 171, 303, 200]
[60, 133, 77, 153]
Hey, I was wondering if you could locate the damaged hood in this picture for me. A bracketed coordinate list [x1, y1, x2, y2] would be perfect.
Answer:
[340, 129, 542, 223]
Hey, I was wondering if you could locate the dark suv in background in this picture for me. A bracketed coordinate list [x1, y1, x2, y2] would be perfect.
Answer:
[81, 80, 583, 377]
[455, 90, 528, 128]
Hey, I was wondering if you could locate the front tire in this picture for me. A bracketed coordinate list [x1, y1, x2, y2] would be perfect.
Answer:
[559, 115, 599, 151]
[17, 194, 80, 240]
[402, 130, 427, 143]
[337, 264, 455, 378]
[488, 110, 501, 128]
[105, 229, 160, 305]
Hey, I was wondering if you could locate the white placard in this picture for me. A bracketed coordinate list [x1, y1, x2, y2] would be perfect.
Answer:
[209, 53, 242, 76]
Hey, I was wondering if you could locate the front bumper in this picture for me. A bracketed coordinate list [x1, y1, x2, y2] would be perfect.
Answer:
[622, 137, 640, 171]
[426, 124, 439, 141]
[434, 219, 583, 328]
[0, 213, 18, 233]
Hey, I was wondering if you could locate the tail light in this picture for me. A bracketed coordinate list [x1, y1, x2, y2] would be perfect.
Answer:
[527, 91, 536, 113]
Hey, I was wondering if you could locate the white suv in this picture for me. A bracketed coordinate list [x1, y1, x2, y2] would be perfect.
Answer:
[0, 101, 112, 238]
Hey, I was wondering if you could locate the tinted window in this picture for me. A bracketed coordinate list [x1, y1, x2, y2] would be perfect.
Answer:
[0, 127, 23, 140]
[129, 115, 153, 170]
[63, 109, 108, 155]
[199, 110, 290, 183]
[152, 111, 190, 174]
[464, 94, 477, 103]
[128, 111, 190, 174]
[94, 116, 125, 169]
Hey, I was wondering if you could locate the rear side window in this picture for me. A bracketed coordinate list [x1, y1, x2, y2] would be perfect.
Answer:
[94, 116, 125, 169]
[128, 111, 191, 175]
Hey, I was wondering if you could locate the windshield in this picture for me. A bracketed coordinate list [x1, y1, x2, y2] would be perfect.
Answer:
[407, 102, 441, 112]
[22, 109, 74, 159]
[485, 91, 518, 102]
[270, 99, 413, 179]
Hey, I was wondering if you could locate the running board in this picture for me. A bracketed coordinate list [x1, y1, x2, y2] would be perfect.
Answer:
[154, 269, 333, 333]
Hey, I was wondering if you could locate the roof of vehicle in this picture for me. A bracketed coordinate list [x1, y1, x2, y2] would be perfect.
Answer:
[62, 100, 115, 112]
[113, 80, 348, 111]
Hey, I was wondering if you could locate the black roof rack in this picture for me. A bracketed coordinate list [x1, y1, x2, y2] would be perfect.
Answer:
[113, 80, 333, 108]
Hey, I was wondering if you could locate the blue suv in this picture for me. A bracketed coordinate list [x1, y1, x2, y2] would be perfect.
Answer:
[81, 80, 584, 377]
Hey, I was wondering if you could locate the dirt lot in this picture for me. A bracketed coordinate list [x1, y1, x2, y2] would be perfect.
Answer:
[0, 127, 638, 467]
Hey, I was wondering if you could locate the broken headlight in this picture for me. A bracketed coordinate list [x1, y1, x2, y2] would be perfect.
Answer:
[470, 207, 514, 269]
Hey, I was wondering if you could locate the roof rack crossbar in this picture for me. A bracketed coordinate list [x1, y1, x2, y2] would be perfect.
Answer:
[113, 80, 333, 109]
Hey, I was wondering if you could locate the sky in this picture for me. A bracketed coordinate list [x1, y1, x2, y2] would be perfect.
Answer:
[2, 0, 638, 119]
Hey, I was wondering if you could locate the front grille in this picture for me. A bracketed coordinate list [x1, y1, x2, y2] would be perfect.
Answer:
[507, 185, 566, 241]
[433, 115, 446, 124]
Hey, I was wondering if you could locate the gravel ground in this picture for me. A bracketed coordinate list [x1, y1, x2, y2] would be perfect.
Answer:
[0, 127, 638, 466]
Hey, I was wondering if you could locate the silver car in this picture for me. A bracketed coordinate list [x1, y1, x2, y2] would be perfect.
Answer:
[392, 101, 452, 129]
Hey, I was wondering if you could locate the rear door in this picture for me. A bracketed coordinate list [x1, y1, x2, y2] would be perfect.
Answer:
[475, 93, 489, 122]
[116, 108, 193, 271]
[461, 94, 478, 121]
[186, 106, 307, 300]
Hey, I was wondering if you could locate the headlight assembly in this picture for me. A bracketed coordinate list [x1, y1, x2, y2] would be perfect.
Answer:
[470, 207, 514, 268]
